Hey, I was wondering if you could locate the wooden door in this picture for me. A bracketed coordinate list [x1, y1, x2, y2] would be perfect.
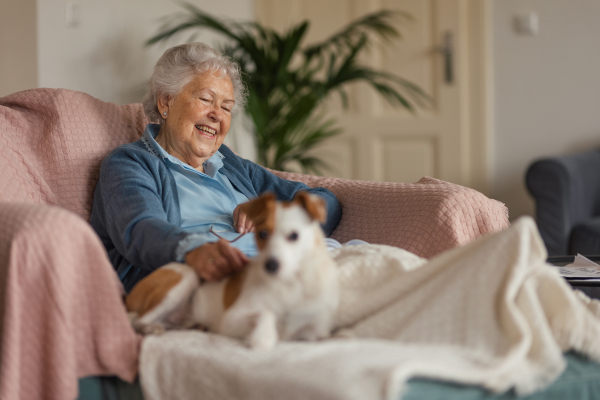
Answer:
[255, 0, 490, 193]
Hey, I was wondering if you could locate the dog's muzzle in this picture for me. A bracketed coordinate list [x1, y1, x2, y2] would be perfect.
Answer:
[265, 258, 279, 274]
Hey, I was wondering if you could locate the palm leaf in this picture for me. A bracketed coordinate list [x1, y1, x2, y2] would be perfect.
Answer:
[146, 4, 429, 173]
[303, 10, 410, 61]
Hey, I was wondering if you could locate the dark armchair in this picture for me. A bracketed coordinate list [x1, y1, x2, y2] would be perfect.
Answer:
[525, 150, 600, 256]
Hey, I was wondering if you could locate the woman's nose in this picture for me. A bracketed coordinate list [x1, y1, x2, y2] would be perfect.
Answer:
[208, 105, 223, 122]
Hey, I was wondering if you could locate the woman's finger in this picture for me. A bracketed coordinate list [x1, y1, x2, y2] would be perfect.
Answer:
[236, 211, 247, 234]
[199, 256, 217, 280]
[217, 240, 238, 268]
[186, 240, 249, 282]
[229, 247, 248, 270]
[209, 259, 227, 280]
[233, 207, 240, 231]
[218, 240, 248, 270]
[241, 212, 254, 233]
[186, 243, 224, 281]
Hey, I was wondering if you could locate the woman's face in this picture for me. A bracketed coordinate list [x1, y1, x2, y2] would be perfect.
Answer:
[157, 70, 235, 170]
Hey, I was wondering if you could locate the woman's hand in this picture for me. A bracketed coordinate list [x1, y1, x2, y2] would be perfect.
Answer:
[233, 204, 254, 234]
[185, 240, 249, 281]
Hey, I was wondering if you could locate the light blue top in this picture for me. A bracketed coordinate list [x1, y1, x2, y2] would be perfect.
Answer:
[143, 124, 258, 257]
[90, 123, 342, 292]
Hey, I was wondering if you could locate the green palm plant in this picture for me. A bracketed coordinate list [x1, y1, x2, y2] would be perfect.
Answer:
[147, 3, 429, 173]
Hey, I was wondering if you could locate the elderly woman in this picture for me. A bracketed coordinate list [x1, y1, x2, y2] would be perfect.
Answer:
[90, 42, 341, 293]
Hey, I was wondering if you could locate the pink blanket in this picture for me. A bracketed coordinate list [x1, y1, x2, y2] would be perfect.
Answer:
[0, 204, 140, 400]
[0, 88, 509, 400]
[0, 88, 146, 219]
[272, 172, 509, 259]
[0, 89, 144, 400]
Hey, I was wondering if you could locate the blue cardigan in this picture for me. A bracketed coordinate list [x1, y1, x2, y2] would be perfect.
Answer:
[90, 138, 342, 292]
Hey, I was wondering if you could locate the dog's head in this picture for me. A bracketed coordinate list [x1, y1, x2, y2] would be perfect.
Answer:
[237, 191, 327, 279]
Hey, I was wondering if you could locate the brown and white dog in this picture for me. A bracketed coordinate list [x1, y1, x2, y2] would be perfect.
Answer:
[125, 191, 339, 350]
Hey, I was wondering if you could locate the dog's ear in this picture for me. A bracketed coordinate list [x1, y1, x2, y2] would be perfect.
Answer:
[293, 191, 327, 223]
[238, 192, 277, 225]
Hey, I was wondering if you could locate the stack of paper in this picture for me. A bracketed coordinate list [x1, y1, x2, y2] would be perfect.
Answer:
[555, 254, 600, 282]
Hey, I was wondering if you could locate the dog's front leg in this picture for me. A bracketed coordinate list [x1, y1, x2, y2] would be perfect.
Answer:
[246, 311, 278, 350]
[313, 311, 336, 340]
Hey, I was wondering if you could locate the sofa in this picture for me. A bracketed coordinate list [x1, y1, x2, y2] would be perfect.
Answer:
[526, 150, 600, 256]
[0, 88, 512, 400]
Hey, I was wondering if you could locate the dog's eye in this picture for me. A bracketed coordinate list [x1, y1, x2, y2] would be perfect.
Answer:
[259, 230, 269, 240]
[287, 232, 299, 242]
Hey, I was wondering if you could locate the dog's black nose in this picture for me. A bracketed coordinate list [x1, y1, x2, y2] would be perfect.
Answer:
[265, 258, 279, 274]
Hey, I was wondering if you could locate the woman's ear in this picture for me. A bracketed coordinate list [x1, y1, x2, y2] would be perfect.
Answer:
[157, 93, 172, 115]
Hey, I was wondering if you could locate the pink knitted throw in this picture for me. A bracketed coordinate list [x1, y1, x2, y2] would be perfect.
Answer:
[0, 88, 509, 400]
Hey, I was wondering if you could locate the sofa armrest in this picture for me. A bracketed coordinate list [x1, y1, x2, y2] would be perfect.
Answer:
[571, 218, 600, 255]
[0, 202, 140, 400]
[271, 172, 509, 258]
[526, 150, 600, 256]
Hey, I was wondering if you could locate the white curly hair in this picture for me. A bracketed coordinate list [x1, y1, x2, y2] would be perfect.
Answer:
[142, 42, 248, 123]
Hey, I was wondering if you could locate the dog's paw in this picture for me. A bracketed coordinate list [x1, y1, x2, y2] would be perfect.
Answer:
[247, 334, 277, 350]
[246, 312, 278, 350]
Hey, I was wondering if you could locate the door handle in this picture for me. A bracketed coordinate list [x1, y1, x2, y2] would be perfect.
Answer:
[437, 32, 454, 84]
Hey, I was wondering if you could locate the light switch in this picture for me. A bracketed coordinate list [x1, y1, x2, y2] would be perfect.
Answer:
[514, 13, 539, 36]
[66, 2, 80, 28]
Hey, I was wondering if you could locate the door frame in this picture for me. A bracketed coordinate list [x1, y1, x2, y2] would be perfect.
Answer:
[465, 0, 493, 195]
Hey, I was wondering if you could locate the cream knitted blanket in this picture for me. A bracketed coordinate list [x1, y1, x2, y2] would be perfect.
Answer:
[139, 217, 600, 400]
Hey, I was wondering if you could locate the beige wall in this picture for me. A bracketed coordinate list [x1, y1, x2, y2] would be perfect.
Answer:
[0, 0, 38, 97]
[491, 0, 600, 220]
[33, 0, 255, 158]
[36, 0, 253, 105]
[7, 1, 600, 204]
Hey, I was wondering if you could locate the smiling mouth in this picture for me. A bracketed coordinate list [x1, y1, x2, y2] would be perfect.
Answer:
[196, 125, 216, 137]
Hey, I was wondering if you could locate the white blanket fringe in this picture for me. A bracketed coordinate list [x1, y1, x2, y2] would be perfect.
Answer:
[139, 217, 600, 400]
